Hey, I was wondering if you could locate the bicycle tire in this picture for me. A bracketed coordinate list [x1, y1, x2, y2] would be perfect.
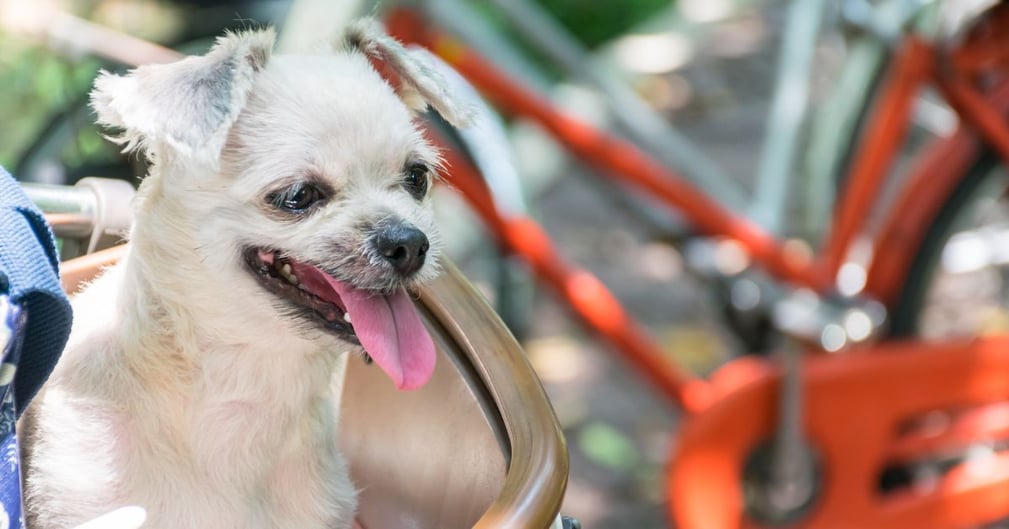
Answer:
[889, 149, 1009, 337]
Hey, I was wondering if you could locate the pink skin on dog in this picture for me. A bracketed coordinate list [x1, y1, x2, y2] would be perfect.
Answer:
[291, 260, 436, 390]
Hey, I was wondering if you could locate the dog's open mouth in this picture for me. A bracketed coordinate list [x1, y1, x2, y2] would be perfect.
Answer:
[244, 247, 435, 390]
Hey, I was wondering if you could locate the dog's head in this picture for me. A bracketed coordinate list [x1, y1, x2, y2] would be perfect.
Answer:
[91, 21, 471, 390]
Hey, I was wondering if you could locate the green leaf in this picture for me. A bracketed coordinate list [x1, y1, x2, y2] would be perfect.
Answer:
[578, 421, 641, 470]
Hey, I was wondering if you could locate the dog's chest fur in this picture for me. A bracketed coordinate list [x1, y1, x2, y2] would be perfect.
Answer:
[21, 263, 357, 529]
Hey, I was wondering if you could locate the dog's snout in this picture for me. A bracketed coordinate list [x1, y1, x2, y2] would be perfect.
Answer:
[374, 222, 429, 276]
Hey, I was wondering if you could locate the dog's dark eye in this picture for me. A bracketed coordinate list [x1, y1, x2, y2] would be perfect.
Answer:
[269, 183, 325, 213]
[402, 163, 430, 200]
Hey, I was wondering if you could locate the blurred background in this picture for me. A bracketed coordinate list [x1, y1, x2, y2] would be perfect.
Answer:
[0, 0, 955, 527]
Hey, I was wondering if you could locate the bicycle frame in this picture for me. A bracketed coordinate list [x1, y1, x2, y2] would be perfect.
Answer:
[387, 3, 1009, 527]
[384, 1, 1009, 398]
[395, 5, 1009, 525]
[381, 6, 1009, 524]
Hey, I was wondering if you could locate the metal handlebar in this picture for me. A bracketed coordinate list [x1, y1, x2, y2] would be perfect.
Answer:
[22, 177, 136, 256]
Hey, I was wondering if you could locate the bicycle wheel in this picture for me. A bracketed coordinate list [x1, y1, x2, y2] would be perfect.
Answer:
[889, 150, 1009, 338]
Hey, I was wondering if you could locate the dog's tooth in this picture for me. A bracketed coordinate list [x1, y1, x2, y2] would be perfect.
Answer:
[276, 263, 299, 285]
[343, 312, 352, 323]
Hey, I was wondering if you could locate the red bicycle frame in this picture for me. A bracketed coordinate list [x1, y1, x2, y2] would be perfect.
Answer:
[387, 5, 1009, 527]
[386, 4, 1009, 403]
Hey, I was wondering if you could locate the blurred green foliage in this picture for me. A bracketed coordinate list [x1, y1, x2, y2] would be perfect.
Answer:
[0, 31, 110, 174]
[537, 0, 672, 48]
[474, 0, 673, 82]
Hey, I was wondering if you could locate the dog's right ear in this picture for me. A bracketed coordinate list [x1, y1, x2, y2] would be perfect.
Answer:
[91, 28, 276, 165]
[342, 19, 473, 128]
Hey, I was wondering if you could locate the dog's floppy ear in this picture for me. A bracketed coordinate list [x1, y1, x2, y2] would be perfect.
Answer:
[342, 19, 472, 128]
[91, 28, 276, 164]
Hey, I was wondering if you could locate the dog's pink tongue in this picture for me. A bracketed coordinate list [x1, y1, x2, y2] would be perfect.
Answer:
[289, 263, 433, 391]
[336, 284, 435, 390]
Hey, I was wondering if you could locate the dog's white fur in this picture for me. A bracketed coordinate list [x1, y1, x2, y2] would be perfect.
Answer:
[21, 20, 468, 529]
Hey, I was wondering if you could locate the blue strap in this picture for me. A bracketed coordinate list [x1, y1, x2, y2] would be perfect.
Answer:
[0, 167, 72, 416]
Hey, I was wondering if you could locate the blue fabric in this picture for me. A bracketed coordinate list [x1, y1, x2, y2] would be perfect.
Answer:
[0, 167, 72, 416]
[0, 296, 26, 529]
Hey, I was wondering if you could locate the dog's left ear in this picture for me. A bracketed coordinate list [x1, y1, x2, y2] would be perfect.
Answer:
[91, 28, 276, 165]
[342, 19, 473, 128]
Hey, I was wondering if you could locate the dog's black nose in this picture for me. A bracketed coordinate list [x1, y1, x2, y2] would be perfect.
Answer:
[374, 222, 429, 276]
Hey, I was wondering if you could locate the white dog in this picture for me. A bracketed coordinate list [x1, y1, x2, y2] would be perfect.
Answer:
[20, 20, 469, 529]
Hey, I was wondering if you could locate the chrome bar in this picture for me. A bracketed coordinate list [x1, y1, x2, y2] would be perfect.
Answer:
[22, 178, 136, 254]
[21, 183, 97, 218]
[749, 0, 828, 235]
